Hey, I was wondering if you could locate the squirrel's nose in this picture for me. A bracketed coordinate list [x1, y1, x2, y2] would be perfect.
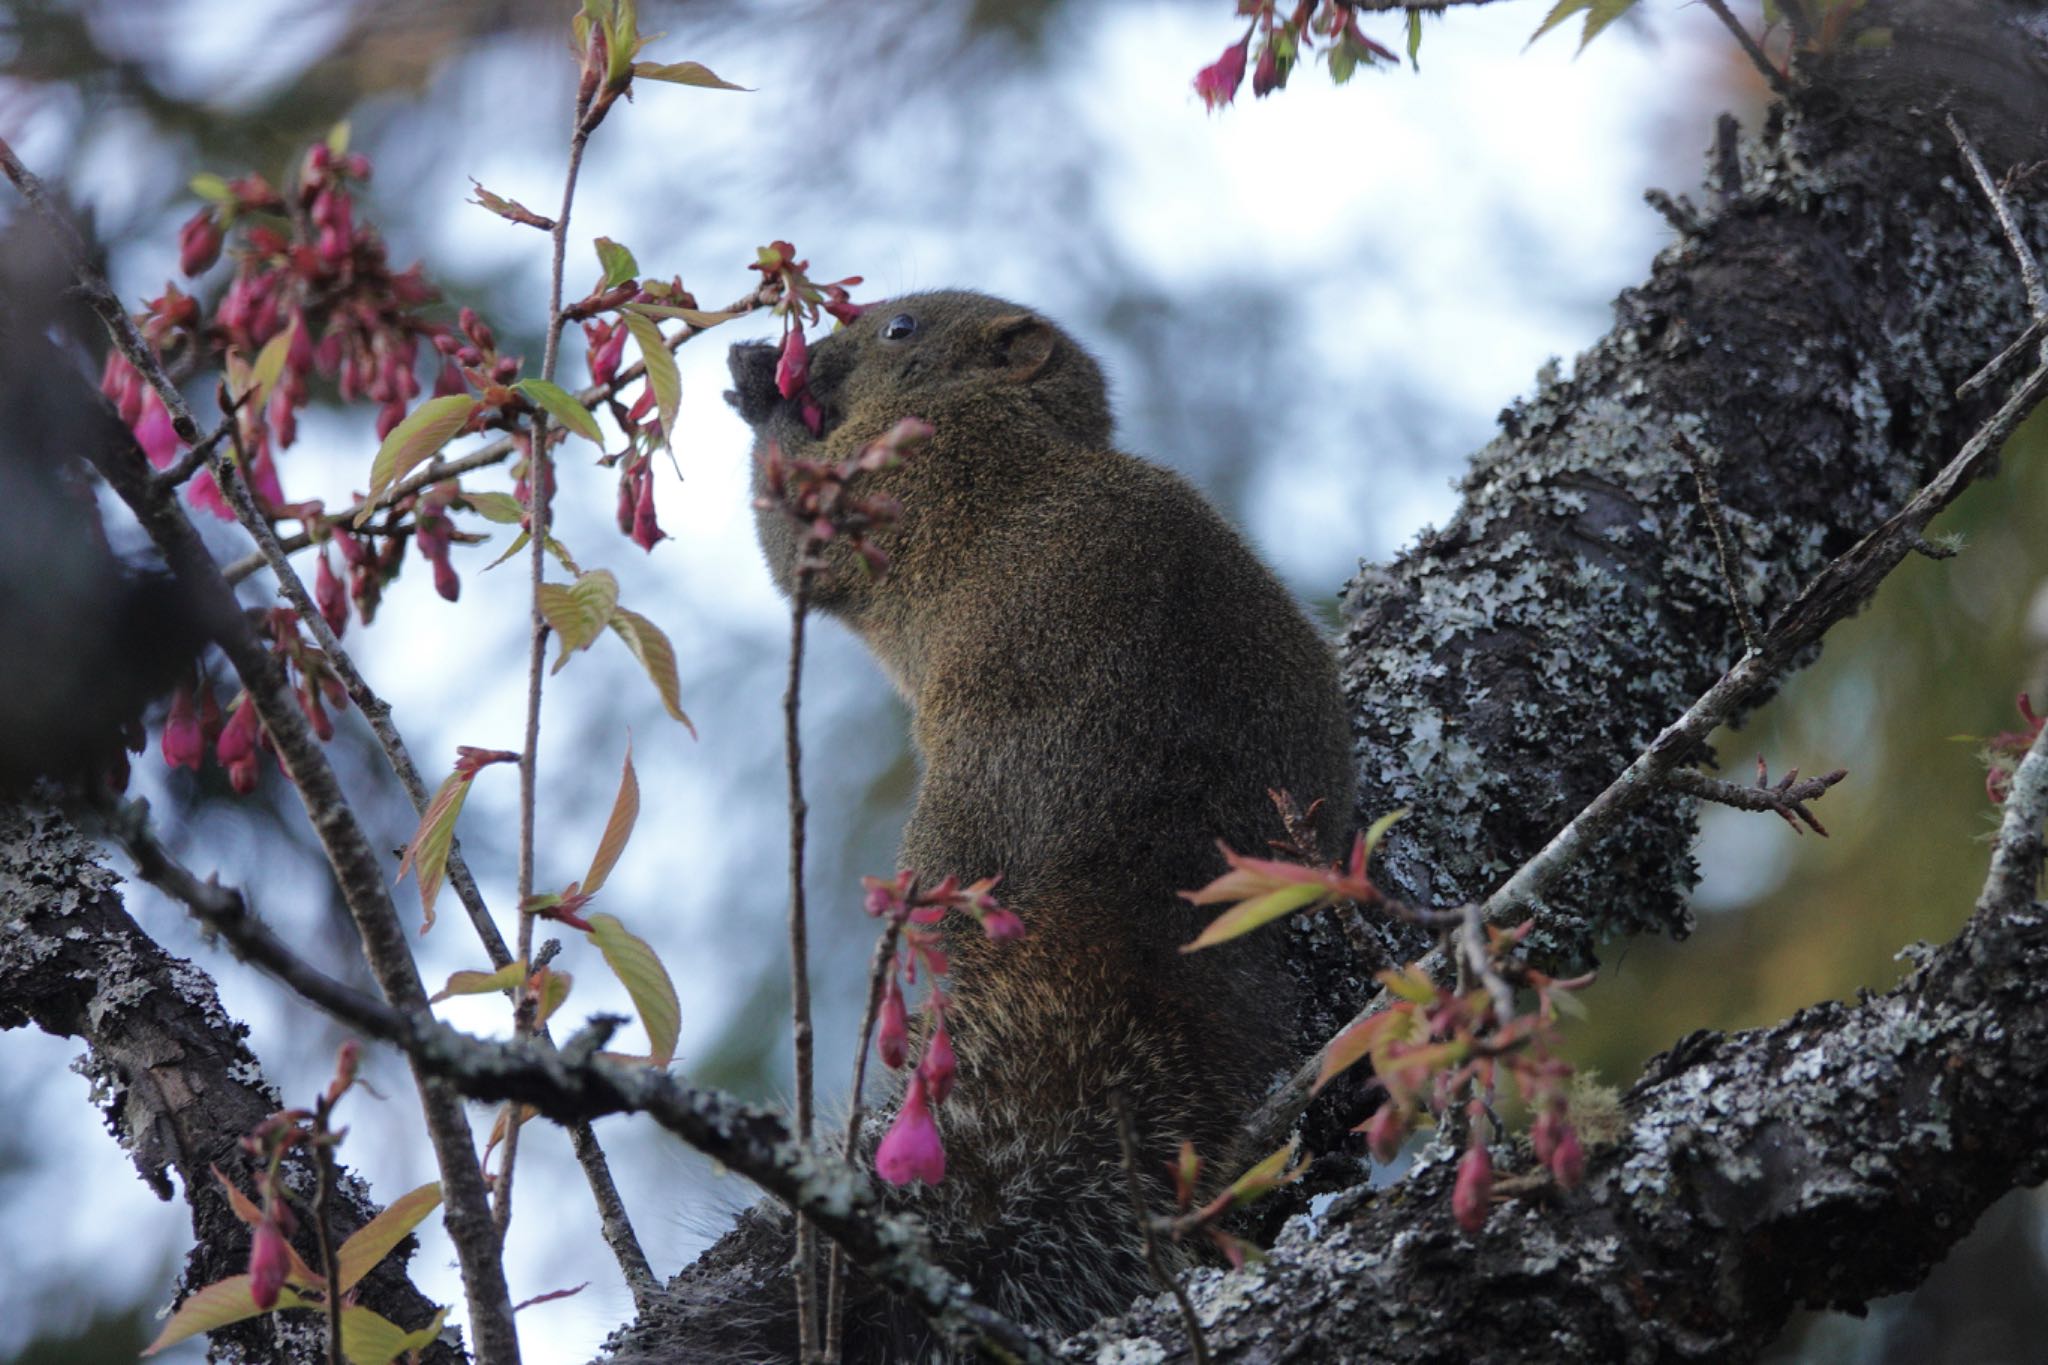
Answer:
[724, 341, 782, 424]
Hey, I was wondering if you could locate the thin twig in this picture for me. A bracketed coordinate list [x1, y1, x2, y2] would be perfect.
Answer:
[499, 75, 598, 1245]
[825, 917, 904, 1359]
[217, 284, 772, 586]
[1666, 759, 1847, 836]
[1674, 431, 1761, 655]
[1701, 0, 1791, 98]
[785, 563, 821, 1361]
[1950, 115, 2048, 323]
[1110, 1089, 1210, 1365]
[0, 135, 523, 1365]
[310, 1120, 347, 1365]
[152, 412, 240, 495]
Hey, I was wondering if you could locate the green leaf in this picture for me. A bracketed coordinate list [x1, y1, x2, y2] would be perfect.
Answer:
[1180, 882, 1327, 954]
[621, 312, 680, 447]
[1407, 10, 1424, 69]
[1529, 0, 1641, 51]
[464, 490, 527, 525]
[594, 236, 639, 290]
[142, 1277, 309, 1354]
[583, 745, 640, 896]
[1329, 41, 1357, 85]
[517, 378, 605, 446]
[1223, 1142, 1303, 1205]
[1360, 806, 1407, 861]
[624, 301, 741, 329]
[535, 967, 573, 1024]
[395, 769, 474, 934]
[1315, 1015, 1386, 1095]
[359, 396, 478, 525]
[484, 528, 531, 570]
[609, 606, 695, 733]
[335, 1183, 442, 1293]
[190, 172, 233, 203]
[247, 319, 295, 411]
[587, 912, 681, 1065]
[326, 120, 351, 156]
[632, 59, 751, 90]
[340, 1302, 446, 1365]
[539, 569, 620, 672]
[430, 962, 527, 1004]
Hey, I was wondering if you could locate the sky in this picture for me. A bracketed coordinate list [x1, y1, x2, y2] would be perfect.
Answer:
[0, 1, 1751, 1359]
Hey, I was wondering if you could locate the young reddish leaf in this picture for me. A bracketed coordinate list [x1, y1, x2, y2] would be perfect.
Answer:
[583, 744, 640, 896]
[631, 59, 750, 90]
[482, 1103, 538, 1165]
[539, 569, 620, 672]
[517, 377, 605, 445]
[594, 236, 639, 290]
[624, 301, 741, 329]
[1315, 1013, 1390, 1095]
[359, 396, 478, 524]
[335, 1182, 442, 1292]
[609, 606, 695, 733]
[464, 490, 527, 525]
[1223, 1141, 1305, 1206]
[587, 912, 681, 1066]
[396, 768, 476, 934]
[142, 1277, 309, 1354]
[429, 962, 527, 1004]
[468, 179, 554, 230]
[621, 312, 680, 446]
[341, 1302, 448, 1365]
[1180, 882, 1326, 954]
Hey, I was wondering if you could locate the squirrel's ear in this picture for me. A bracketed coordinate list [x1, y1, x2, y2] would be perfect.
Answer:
[985, 314, 1056, 383]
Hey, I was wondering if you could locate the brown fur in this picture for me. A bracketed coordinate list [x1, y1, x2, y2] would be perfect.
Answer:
[700, 291, 1353, 1360]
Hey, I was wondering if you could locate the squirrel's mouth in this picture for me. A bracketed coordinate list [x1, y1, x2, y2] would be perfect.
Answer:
[724, 338, 845, 439]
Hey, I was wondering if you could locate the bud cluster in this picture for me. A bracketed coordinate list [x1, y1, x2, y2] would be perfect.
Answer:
[1193, 1, 1398, 111]
[858, 870, 1025, 1185]
[162, 608, 352, 790]
[757, 418, 932, 578]
[750, 240, 863, 435]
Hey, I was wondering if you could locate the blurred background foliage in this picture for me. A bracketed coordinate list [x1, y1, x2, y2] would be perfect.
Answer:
[2, 0, 2044, 1361]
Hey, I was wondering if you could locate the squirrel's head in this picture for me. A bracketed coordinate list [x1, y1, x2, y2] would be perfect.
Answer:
[724, 290, 1111, 455]
[726, 291, 1113, 625]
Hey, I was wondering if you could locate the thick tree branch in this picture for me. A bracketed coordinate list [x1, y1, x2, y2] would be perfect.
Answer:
[0, 803, 455, 1363]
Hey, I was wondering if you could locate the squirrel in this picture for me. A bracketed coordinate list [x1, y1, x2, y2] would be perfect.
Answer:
[640, 291, 1354, 1362]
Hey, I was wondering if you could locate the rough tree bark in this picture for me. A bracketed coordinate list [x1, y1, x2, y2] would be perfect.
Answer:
[2, 0, 2046, 1361]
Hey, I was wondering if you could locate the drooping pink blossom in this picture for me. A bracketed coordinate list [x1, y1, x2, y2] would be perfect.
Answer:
[178, 209, 223, 276]
[875, 1074, 945, 1186]
[1193, 37, 1249, 111]
[1451, 1141, 1492, 1233]
[917, 1017, 956, 1105]
[248, 1216, 291, 1310]
[877, 975, 910, 1071]
[161, 687, 205, 770]
[315, 547, 349, 638]
[775, 325, 808, 400]
[132, 392, 182, 469]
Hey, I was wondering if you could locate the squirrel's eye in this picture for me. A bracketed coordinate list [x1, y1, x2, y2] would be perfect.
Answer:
[882, 313, 918, 342]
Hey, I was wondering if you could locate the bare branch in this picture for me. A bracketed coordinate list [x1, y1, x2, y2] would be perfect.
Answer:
[785, 564, 822, 1360]
[1701, 0, 1791, 97]
[1666, 758, 1847, 837]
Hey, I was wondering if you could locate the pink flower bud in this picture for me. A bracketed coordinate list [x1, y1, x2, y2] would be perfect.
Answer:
[918, 1019, 956, 1104]
[875, 1075, 945, 1186]
[247, 448, 285, 508]
[375, 398, 406, 440]
[315, 547, 348, 638]
[591, 323, 627, 386]
[269, 389, 298, 451]
[1530, 1107, 1560, 1167]
[1549, 1126, 1585, 1189]
[631, 465, 664, 552]
[248, 1216, 291, 1310]
[432, 360, 466, 398]
[878, 976, 910, 1070]
[460, 307, 495, 353]
[178, 210, 223, 276]
[432, 555, 461, 602]
[187, 470, 234, 520]
[1364, 1104, 1405, 1164]
[1251, 41, 1284, 98]
[217, 698, 260, 767]
[133, 393, 183, 469]
[1193, 37, 1249, 111]
[979, 907, 1025, 940]
[161, 687, 205, 770]
[1452, 1141, 1492, 1233]
[775, 326, 808, 400]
